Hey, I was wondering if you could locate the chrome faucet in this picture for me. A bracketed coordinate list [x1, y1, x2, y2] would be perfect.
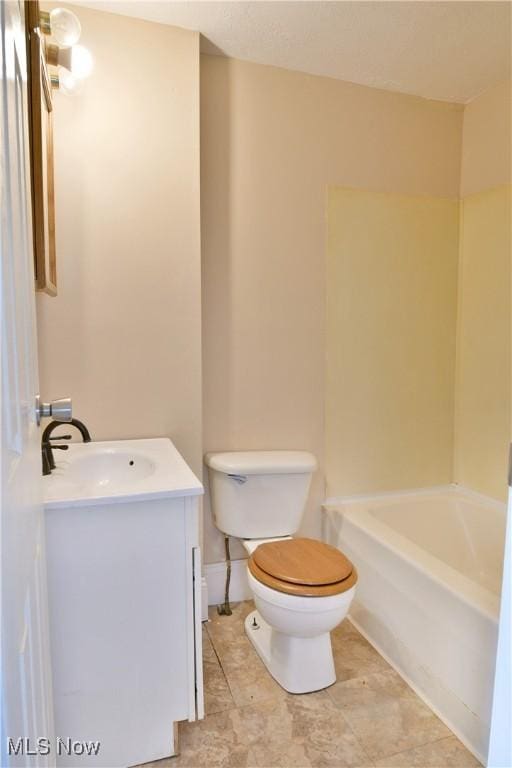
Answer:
[41, 418, 92, 476]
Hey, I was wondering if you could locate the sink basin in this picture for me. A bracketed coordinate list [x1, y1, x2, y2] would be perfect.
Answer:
[43, 438, 203, 509]
[65, 450, 156, 489]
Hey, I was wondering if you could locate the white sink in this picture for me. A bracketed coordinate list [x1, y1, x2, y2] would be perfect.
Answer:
[66, 450, 156, 489]
[43, 438, 203, 509]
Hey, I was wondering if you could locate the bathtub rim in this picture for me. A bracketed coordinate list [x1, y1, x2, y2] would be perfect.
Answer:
[323, 483, 504, 623]
[325, 482, 506, 512]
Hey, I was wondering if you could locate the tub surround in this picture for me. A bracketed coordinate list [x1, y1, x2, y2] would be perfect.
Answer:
[454, 185, 511, 502]
[326, 189, 459, 498]
[454, 81, 512, 502]
[321, 82, 511, 762]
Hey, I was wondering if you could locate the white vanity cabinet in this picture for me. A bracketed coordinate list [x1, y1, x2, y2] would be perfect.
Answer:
[43, 439, 204, 767]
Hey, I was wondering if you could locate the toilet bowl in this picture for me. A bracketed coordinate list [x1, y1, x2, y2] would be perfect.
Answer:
[243, 536, 357, 693]
[205, 450, 358, 694]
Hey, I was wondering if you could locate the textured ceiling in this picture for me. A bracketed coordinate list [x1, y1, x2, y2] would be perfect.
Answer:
[71, 1, 511, 103]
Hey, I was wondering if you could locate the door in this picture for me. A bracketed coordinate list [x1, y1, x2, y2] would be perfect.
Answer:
[487, 462, 512, 767]
[1, 2, 54, 766]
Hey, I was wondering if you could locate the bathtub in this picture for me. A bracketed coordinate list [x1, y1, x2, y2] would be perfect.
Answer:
[323, 485, 506, 763]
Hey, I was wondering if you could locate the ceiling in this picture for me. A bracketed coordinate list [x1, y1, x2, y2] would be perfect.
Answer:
[72, 1, 511, 103]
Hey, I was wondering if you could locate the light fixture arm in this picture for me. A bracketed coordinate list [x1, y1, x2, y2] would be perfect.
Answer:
[45, 43, 72, 72]
[45, 43, 59, 68]
[39, 10, 52, 35]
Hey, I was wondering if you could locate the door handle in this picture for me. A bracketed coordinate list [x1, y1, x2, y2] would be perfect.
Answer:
[35, 395, 72, 426]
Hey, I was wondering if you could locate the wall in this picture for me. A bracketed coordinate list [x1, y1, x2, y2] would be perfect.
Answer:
[455, 81, 511, 501]
[38, 24, 504, 564]
[460, 81, 512, 198]
[201, 54, 463, 562]
[36, 6, 202, 476]
[326, 189, 459, 497]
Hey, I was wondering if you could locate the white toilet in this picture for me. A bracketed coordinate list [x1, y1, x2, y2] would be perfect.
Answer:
[205, 450, 357, 694]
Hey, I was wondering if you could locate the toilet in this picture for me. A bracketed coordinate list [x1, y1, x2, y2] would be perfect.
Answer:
[205, 450, 357, 694]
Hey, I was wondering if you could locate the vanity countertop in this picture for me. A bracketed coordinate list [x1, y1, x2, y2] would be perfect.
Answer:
[43, 437, 203, 510]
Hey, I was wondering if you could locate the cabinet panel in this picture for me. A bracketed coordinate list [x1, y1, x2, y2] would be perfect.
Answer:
[193, 546, 204, 721]
[45, 497, 193, 767]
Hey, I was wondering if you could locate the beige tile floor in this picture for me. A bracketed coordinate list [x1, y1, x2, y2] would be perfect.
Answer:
[145, 601, 481, 768]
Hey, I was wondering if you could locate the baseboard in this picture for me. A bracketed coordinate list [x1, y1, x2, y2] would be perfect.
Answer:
[204, 558, 252, 606]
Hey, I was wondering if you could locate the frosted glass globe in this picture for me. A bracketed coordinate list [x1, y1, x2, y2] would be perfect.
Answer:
[70, 45, 93, 79]
[50, 8, 81, 47]
[57, 68, 80, 95]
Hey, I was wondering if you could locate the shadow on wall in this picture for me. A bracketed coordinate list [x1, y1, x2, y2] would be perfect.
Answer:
[200, 57, 327, 564]
[200, 58, 244, 563]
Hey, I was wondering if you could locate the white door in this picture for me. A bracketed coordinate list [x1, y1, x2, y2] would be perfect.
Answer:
[487, 469, 512, 768]
[0, 2, 54, 766]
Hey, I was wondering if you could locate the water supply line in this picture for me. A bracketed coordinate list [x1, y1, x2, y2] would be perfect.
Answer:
[217, 535, 233, 616]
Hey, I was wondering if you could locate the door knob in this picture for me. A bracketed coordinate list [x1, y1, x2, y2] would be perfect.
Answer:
[35, 395, 72, 426]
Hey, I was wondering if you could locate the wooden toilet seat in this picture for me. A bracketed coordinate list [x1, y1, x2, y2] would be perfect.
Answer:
[248, 537, 358, 597]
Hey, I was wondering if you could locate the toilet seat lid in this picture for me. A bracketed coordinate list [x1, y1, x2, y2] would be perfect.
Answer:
[252, 537, 353, 586]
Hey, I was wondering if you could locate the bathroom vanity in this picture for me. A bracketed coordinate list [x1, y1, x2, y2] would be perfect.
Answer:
[43, 438, 204, 767]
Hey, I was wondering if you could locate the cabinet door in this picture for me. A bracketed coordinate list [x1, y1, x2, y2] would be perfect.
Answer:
[45, 497, 193, 767]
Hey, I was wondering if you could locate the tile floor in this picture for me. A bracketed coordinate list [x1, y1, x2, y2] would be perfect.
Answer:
[146, 601, 481, 768]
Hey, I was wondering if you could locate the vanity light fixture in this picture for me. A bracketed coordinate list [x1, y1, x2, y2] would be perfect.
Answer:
[40, 7, 93, 92]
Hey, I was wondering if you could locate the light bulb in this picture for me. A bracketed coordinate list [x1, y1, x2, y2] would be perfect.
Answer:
[69, 45, 93, 79]
[56, 44, 93, 80]
[49, 8, 81, 47]
[57, 68, 81, 95]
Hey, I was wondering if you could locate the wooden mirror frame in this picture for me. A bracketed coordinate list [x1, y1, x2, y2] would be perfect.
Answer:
[26, 0, 57, 296]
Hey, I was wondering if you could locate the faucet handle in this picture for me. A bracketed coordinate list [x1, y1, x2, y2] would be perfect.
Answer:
[49, 435, 72, 441]
[35, 395, 72, 425]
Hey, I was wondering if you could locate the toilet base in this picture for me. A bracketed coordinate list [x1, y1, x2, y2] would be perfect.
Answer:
[244, 610, 336, 694]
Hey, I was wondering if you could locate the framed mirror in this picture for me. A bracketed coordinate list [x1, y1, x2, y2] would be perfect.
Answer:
[26, 0, 57, 296]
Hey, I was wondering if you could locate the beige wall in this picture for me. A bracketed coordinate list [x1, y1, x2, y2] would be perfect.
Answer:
[460, 81, 512, 198]
[326, 189, 459, 497]
[201, 55, 463, 562]
[38, 20, 505, 565]
[454, 81, 511, 501]
[37, 6, 202, 475]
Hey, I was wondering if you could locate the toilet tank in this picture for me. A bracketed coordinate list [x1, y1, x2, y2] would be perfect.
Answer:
[205, 451, 317, 539]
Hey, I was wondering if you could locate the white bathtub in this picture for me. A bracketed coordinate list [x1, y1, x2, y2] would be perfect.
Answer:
[323, 485, 506, 763]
